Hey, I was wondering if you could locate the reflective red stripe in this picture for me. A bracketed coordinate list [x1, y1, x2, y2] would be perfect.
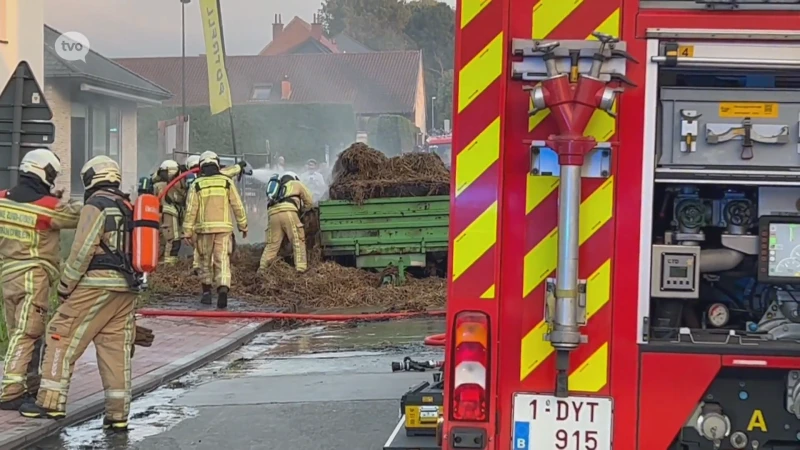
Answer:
[33, 195, 58, 230]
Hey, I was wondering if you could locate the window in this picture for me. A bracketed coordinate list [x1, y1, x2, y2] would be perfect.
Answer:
[0, 0, 7, 43]
[250, 84, 272, 101]
[109, 106, 121, 158]
[91, 106, 107, 158]
[72, 103, 123, 195]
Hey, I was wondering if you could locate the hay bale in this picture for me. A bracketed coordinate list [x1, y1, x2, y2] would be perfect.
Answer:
[329, 143, 450, 203]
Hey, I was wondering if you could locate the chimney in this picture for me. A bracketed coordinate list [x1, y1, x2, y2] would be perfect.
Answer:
[272, 14, 284, 41]
[311, 13, 323, 40]
[281, 75, 292, 100]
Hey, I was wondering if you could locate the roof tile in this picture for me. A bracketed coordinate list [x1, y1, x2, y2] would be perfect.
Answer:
[259, 16, 338, 56]
[115, 51, 421, 115]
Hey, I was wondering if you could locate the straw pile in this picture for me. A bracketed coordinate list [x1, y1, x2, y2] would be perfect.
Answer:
[328, 143, 450, 203]
[149, 244, 445, 311]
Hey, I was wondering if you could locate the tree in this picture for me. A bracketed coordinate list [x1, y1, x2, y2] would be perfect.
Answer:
[433, 69, 454, 129]
[319, 0, 456, 131]
[404, 1, 455, 130]
[320, 0, 412, 51]
[405, 1, 455, 76]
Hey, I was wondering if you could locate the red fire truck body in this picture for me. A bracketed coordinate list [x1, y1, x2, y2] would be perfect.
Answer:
[443, 1, 800, 450]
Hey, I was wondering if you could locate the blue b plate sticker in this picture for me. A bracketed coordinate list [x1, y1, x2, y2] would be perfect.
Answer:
[513, 421, 529, 449]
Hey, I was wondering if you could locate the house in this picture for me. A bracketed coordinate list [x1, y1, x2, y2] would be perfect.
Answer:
[260, 15, 373, 56]
[43, 25, 172, 197]
[115, 51, 426, 133]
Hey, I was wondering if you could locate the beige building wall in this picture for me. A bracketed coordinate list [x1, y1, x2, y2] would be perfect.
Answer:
[0, 0, 44, 84]
[44, 80, 140, 197]
[413, 59, 427, 134]
[120, 104, 138, 194]
[44, 80, 72, 195]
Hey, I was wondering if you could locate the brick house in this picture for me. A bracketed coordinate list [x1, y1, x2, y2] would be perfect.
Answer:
[43, 25, 171, 198]
[261, 15, 373, 55]
[116, 50, 426, 134]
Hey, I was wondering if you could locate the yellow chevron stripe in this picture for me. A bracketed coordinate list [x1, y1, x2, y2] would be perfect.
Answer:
[532, 0, 583, 39]
[458, 33, 503, 113]
[568, 342, 609, 392]
[523, 177, 614, 297]
[461, 0, 493, 29]
[520, 258, 612, 380]
[456, 117, 500, 197]
[481, 284, 495, 299]
[526, 176, 559, 214]
[452, 201, 498, 281]
[587, 8, 620, 39]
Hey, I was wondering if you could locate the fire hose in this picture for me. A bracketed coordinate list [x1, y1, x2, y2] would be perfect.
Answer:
[137, 309, 445, 321]
[157, 167, 199, 202]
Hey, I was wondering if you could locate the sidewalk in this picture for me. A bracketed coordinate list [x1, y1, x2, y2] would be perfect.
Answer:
[0, 316, 270, 450]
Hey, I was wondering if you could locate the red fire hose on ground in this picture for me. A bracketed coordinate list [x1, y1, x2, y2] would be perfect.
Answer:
[137, 309, 444, 322]
[137, 309, 448, 346]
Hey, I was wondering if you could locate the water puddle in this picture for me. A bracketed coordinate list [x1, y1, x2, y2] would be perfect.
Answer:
[33, 318, 444, 449]
[33, 326, 322, 449]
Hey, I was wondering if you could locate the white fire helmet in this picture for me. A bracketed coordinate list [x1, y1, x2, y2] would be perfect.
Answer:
[19, 148, 61, 188]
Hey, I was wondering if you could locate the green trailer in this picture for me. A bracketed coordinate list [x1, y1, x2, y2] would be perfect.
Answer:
[318, 196, 449, 284]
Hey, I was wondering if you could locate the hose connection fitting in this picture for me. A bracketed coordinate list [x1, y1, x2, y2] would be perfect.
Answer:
[515, 31, 636, 397]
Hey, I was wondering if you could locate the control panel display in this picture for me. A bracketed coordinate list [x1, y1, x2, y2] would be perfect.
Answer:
[651, 245, 701, 299]
[660, 253, 696, 290]
[758, 216, 800, 283]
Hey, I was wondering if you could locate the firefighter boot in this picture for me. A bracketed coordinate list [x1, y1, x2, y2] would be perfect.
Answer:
[103, 417, 129, 432]
[217, 287, 228, 309]
[201, 284, 212, 305]
[0, 393, 34, 411]
[19, 401, 66, 420]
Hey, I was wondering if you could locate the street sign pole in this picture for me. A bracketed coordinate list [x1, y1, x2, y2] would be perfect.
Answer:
[10, 63, 24, 185]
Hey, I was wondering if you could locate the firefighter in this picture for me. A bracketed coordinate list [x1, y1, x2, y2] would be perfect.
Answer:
[184, 155, 249, 275]
[183, 151, 248, 308]
[152, 159, 182, 265]
[0, 149, 81, 410]
[258, 171, 313, 273]
[20, 156, 138, 431]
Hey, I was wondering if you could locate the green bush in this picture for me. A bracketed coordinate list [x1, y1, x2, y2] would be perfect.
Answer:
[365, 115, 418, 156]
[137, 103, 358, 175]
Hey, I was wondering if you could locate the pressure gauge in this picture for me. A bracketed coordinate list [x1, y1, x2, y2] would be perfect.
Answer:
[708, 303, 730, 328]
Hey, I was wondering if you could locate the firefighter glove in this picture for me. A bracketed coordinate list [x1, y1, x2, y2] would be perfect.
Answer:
[134, 325, 155, 347]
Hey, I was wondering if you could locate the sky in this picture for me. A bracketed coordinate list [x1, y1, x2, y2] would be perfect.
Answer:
[45, 0, 456, 58]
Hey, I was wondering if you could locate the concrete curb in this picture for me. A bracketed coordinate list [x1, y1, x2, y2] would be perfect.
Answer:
[1, 319, 273, 450]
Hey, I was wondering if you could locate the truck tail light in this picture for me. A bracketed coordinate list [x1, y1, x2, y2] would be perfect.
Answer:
[450, 311, 490, 422]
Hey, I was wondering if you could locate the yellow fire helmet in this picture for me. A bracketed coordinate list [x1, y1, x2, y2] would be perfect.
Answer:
[199, 151, 220, 168]
[159, 159, 180, 178]
[186, 154, 201, 169]
[81, 155, 122, 190]
[20, 148, 61, 188]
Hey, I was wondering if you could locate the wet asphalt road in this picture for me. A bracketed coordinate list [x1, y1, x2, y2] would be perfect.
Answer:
[31, 318, 445, 450]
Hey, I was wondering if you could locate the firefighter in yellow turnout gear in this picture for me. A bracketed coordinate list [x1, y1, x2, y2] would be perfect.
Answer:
[152, 160, 183, 265]
[183, 151, 248, 308]
[0, 149, 81, 410]
[258, 172, 313, 273]
[184, 155, 248, 275]
[21, 156, 138, 432]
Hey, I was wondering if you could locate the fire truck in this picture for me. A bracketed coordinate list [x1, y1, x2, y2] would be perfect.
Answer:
[385, 0, 800, 449]
[427, 134, 453, 168]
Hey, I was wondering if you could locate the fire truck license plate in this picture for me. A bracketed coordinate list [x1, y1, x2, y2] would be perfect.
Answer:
[512, 394, 612, 450]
